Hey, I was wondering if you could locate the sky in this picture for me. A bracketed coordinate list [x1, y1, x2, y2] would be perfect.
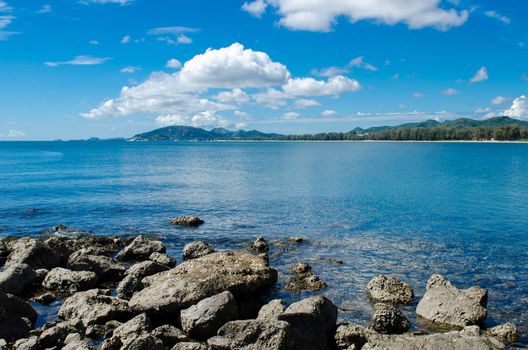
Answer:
[0, 0, 527, 140]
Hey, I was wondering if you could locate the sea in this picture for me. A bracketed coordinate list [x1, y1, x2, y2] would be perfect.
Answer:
[0, 141, 527, 346]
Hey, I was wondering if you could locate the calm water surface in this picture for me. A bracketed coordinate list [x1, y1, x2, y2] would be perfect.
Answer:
[1, 141, 527, 346]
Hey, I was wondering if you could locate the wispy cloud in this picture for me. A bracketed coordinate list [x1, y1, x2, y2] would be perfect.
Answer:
[440, 88, 460, 95]
[120, 66, 140, 73]
[348, 56, 378, 71]
[0, 129, 25, 138]
[485, 10, 511, 24]
[45, 55, 111, 67]
[148, 26, 199, 45]
[80, 0, 133, 5]
[37, 4, 52, 14]
[469, 66, 488, 83]
[0, 1, 16, 41]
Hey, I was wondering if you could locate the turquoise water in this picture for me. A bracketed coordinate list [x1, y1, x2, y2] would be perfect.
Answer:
[1, 141, 527, 345]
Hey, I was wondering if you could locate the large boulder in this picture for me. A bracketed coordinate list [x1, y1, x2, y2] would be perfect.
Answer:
[180, 291, 239, 340]
[129, 251, 277, 315]
[5, 237, 60, 269]
[278, 296, 338, 350]
[117, 261, 169, 298]
[0, 263, 36, 295]
[335, 323, 377, 350]
[149, 252, 176, 268]
[42, 267, 98, 293]
[170, 216, 204, 227]
[208, 320, 292, 350]
[363, 326, 505, 350]
[416, 275, 487, 327]
[366, 275, 414, 305]
[182, 241, 214, 260]
[116, 236, 166, 262]
[68, 251, 126, 282]
[0, 291, 37, 342]
[59, 289, 131, 327]
[370, 303, 410, 334]
[257, 299, 285, 320]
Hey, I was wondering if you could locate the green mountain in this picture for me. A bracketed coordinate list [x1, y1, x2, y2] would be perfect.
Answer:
[129, 126, 282, 141]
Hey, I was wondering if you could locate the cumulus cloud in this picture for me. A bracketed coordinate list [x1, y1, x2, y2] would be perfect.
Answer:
[469, 66, 488, 83]
[214, 89, 250, 104]
[484, 10, 510, 24]
[242, 0, 267, 17]
[156, 111, 231, 128]
[491, 96, 508, 105]
[255, 0, 468, 32]
[45, 55, 111, 67]
[121, 35, 131, 44]
[503, 96, 527, 119]
[440, 88, 459, 95]
[166, 58, 182, 69]
[283, 76, 360, 96]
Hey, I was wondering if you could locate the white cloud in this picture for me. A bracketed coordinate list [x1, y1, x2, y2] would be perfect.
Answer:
[311, 66, 349, 77]
[321, 109, 337, 116]
[45, 55, 111, 67]
[503, 96, 527, 119]
[166, 58, 182, 69]
[348, 56, 378, 71]
[0, 1, 11, 11]
[156, 111, 231, 128]
[37, 4, 52, 14]
[0, 1, 16, 41]
[440, 88, 459, 95]
[0, 129, 25, 138]
[148, 26, 199, 45]
[469, 66, 488, 83]
[120, 66, 140, 73]
[234, 110, 251, 119]
[283, 112, 300, 120]
[80, 0, 132, 4]
[412, 92, 424, 98]
[214, 89, 249, 104]
[89, 40, 99, 45]
[294, 99, 320, 108]
[491, 96, 508, 105]
[484, 10, 510, 24]
[121, 35, 131, 44]
[259, 0, 468, 32]
[176, 34, 192, 44]
[283, 76, 360, 96]
[242, 0, 267, 17]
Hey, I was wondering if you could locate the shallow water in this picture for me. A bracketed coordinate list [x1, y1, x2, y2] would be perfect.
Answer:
[1, 141, 527, 346]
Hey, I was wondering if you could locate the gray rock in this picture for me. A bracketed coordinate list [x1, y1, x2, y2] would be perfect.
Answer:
[129, 251, 276, 315]
[151, 325, 190, 348]
[291, 262, 311, 273]
[257, 299, 285, 320]
[149, 252, 176, 268]
[62, 340, 94, 350]
[172, 342, 208, 350]
[63, 332, 82, 344]
[68, 252, 126, 282]
[170, 216, 204, 227]
[285, 262, 327, 292]
[121, 334, 164, 350]
[484, 323, 519, 343]
[34, 268, 49, 284]
[38, 320, 80, 348]
[278, 296, 338, 350]
[366, 275, 414, 305]
[335, 323, 377, 350]
[12, 336, 38, 350]
[250, 237, 268, 253]
[182, 241, 214, 260]
[363, 326, 505, 350]
[116, 236, 166, 262]
[287, 236, 304, 243]
[181, 291, 238, 340]
[59, 289, 131, 327]
[370, 303, 410, 334]
[5, 237, 61, 270]
[33, 292, 56, 305]
[117, 261, 169, 298]
[208, 320, 292, 350]
[101, 314, 152, 350]
[42, 267, 98, 293]
[416, 274, 487, 327]
[0, 263, 36, 295]
[0, 291, 37, 342]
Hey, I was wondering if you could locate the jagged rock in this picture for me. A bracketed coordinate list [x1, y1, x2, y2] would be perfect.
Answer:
[42, 267, 98, 293]
[151, 325, 190, 348]
[172, 343, 208, 350]
[59, 289, 131, 327]
[38, 320, 81, 348]
[63, 340, 94, 350]
[63, 332, 82, 345]
[250, 237, 268, 253]
[291, 262, 311, 273]
[181, 291, 239, 340]
[257, 299, 285, 320]
[362, 326, 505, 350]
[484, 323, 519, 343]
[101, 314, 152, 350]
[117, 261, 169, 298]
[121, 334, 164, 350]
[85, 325, 106, 339]
[335, 323, 377, 350]
[0, 263, 36, 295]
[68, 252, 126, 282]
[5, 237, 61, 270]
[116, 236, 166, 261]
[149, 252, 176, 268]
[208, 320, 292, 350]
[12, 336, 38, 350]
[278, 296, 338, 350]
[285, 262, 327, 292]
[33, 292, 56, 305]
[416, 274, 487, 327]
[170, 216, 204, 227]
[34, 268, 49, 284]
[366, 275, 414, 305]
[287, 236, 304, 243]
[370, 303, 410, 334]
[130, 251, 276, 315]
[182, 241, 214, 260]
[0, 291, 37, 342]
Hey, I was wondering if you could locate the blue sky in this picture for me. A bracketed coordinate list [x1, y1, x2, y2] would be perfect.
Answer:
[0, 0, 527, 140]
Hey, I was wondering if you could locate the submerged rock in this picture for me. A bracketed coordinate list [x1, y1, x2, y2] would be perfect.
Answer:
[416, 274, 487, 328]
[0, 263, 36, 295]
[208, 320, 292, 350]
[183, 241, 214, 260]
[484, 323, 519, 343]
[370, 303, 410, 334]
[116, 236, 166, 261]
[0, 291, 37, 342]
[42, 267, 98, 293]
[170, 216, 204, 227]
[366, 274, 414, 305]
[130, 251, 276, 315]
[285, 262, 327, 292]
[249, 237, 269, 253]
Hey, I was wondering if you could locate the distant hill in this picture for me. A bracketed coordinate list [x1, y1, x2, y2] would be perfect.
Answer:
[129, 126, 283, 141]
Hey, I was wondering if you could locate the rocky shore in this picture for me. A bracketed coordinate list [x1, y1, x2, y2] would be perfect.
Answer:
[0, 218, 521, 350]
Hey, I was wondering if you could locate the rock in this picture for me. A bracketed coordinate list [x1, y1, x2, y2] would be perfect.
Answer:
[257, 299, 285, 320]
[33, 292, 56, 305]
[130, 251, 276, 315]
[121, 334, 164, 350]
[278, 296, 338, 350]
[335, 323, 377, 350]
[172, 343, 208, 350]
[250, 237, 268, 253]
[0, 263, 36, 295]
[416, 274, 487, 327]
[151, 325, 190, 348]
[287, 236, 304, 243]
[370, 303, 410, 334]
[101, 314, 152, 350]
[208, 320, 292, 350]
[149, 252, 176, 268]
[59, 289, 131, 327]
[34, 269, 49, 284]
[85, 325, 106, 339]
[42, 267, 98, 293]
[12, 336, 38, 350]
[62, 340, 93, 350]
[291, 262, 311, 273]
[0, 291, 37, 342]
[68, 252, 126, 282]
[5, 237, 61, 269]
[324, 258, 344, 265]
[484, 323, 519, 343]
[116, 236, 166, 262]
[181, 291, 239, 340]
[366, 275, 414, 305]
[117, 261, 169, 298]
[170, 216, 204, 227]
[63, 332, 82, 344]
[38, 320, 80, 348]
[362, 326, 505, 350]
[285, 262, 327, 292]
[182, 241, 214, 260]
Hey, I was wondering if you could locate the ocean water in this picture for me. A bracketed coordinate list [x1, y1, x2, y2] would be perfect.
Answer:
[1, 141, 527, 346]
